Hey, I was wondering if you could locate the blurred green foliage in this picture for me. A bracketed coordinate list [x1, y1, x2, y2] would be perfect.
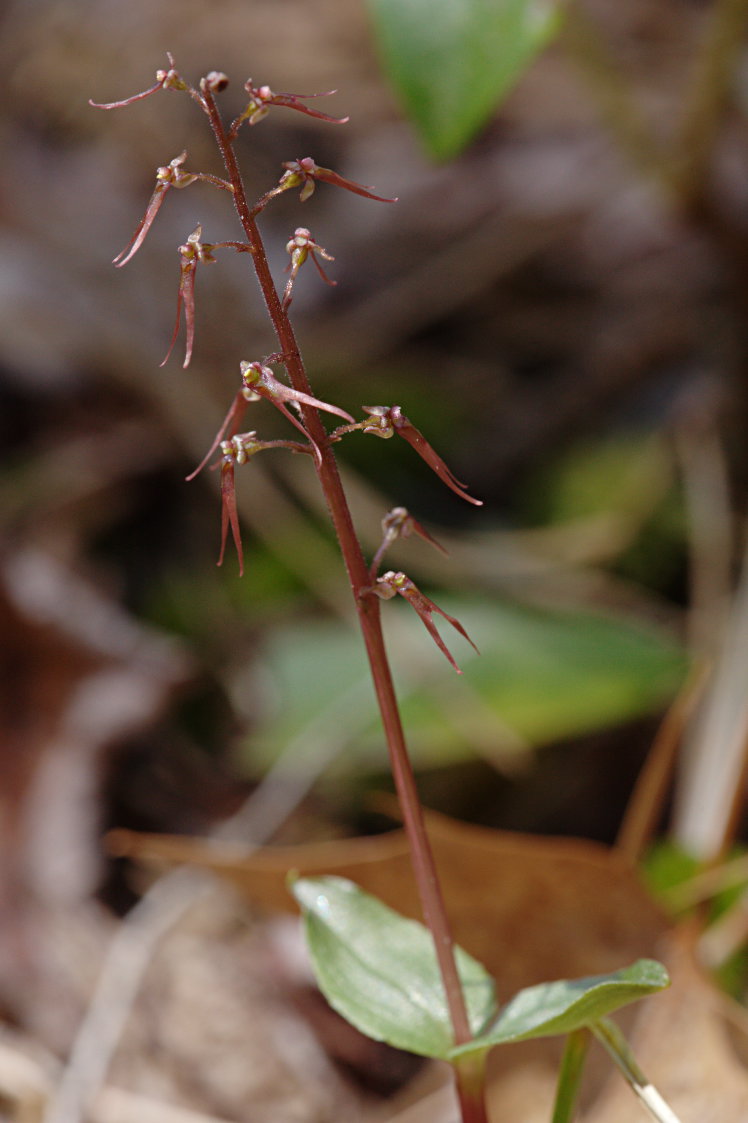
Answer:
[366, 0, 562, 159]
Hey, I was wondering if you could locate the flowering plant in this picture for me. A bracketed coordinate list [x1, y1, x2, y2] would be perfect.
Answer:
[93, 56, 678, 1123]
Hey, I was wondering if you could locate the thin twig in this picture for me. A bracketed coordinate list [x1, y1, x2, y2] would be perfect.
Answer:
[591, 1018, 683, 1123]
[616, 666, 706, 863]
[674, 402, 734, 660]
[672, 532, 748, 858]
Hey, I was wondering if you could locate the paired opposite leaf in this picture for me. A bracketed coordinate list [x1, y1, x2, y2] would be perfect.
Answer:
[450, 958, 670, 1059]
[292, 876, 669, 1061]
[292, 875, 497, 1058]
[366, 0, 562, 159]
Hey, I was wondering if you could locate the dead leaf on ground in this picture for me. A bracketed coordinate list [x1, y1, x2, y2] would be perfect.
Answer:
[109, 814, 748, 1119]
[108, 809, 668, 995]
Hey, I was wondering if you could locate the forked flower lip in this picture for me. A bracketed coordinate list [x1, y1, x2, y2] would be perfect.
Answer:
[283, 228, 336, 309]
[280, 157, 397, 203]
[89, 52, 188, 109]
[237, 81, 350, 128]
[215, 429, 314, 575]
[364, 570, 479, 673]
[361, 406, 483, 506]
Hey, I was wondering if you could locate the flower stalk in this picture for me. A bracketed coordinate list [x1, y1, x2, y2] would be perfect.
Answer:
[198, 76, 475, 1050]
[93, 58, 478, 1066]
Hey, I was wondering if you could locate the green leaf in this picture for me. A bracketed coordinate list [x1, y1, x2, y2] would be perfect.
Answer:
[449, 959, 670, 1059]
[366, 0, 562, 159]
[245, 600, 686, 775]
[291, 875, 497, 1059]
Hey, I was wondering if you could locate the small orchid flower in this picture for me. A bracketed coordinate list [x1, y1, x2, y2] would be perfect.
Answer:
[370, 506, 447, 578]
[89, 52, 188, 110]
[112, 152, 232, 268]
[229, 81, 349, 136]
[283, 228, 336, 310]
[187, 358, 351, 480]
[217, 431, 312, 576]
[361, 406, 482, 506]
[160, 226, 216, 368]
[278, 158, 398, 204]
[240, 360, 353, 460]
[364, 571, 478, 673]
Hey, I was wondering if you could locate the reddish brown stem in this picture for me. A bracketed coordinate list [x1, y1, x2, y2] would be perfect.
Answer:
[455, 1054, 491, 1123]
[200, 82, 473, 1050]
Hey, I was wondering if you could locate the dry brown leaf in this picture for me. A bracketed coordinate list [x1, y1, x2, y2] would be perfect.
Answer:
[110, 816, 748, 1118]
[108, 810, 668, 994]
[110, 814, 672, 1119]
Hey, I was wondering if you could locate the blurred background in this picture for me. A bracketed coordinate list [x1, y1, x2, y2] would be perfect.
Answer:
[1, 0, 747, 1118]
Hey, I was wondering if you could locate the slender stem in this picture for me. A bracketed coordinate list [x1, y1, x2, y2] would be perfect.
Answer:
[551, 1030, 589, 1123]
[199, 83, 473, 1049]
[592, 1018, 683, 1123]
[615, 666, 706, 863]
[453, 1052, 491, 1123]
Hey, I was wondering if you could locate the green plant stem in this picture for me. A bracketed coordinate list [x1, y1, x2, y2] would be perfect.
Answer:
[551, 1029, 589, 1123]
[591, 1018, 683, 1123]
[454, 1051, 491, 1123]
[199, 82, 473, 1051]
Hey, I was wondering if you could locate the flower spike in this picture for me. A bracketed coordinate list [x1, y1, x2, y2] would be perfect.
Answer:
[279, 158, 397, 204]
[361, 406, 482, 506]
[230, 81, 349, 134]
[283, 228, 336, 310]
[365, 571, 478, 673]
[161, 226, 217, 368]
[89, 53, 188, 109]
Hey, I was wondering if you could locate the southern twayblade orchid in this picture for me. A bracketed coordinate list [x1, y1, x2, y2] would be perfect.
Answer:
[161, 228, 252, 368]
[369, 506, 448, 578]
[278, 158, 398, 204]
[161, 226, 214, 368]
[364, 571, 478, 673]
[241, 360, 353, 461]
[283, 228, 336, 310]
[89, 52, 188, 109]
[251, 157, 397, 215]
[111, 152, 232, 268]
[229, 80, 349, 137]
[186, 360, 354, 480]
[332, 405, 482, 506]
[217, 432, 311, 576]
